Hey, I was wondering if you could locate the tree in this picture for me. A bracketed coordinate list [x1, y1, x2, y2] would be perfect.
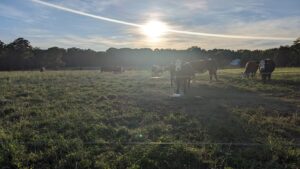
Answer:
[2, 38, 33, 70]
[288, 38, 300, 66]
[33, 47, 65, 69]
[0, 40, 5, 70]
[0, 40, 4, 49]
[1, 37, 300, 70]
[45, 47, 65, 68]
[0, 40, 4, 57]
[274, 46, 292, 67]
[293, 37, 300, 45]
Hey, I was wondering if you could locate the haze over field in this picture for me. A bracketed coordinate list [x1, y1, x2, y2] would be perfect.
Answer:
[1, 1, 300, 168]
[0, 0, 300, 50]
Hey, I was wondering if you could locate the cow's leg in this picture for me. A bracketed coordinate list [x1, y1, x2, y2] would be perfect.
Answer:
[183, 78, 187, 94]
[214, 71, 218, 81]
[170, 73, 172, 86]
[176, 78, 180, 94]
[248, 73, 251, 78]
[209, 71, 213, 82]
[261, 74, 266, 82]
[267, 74, 271, 81]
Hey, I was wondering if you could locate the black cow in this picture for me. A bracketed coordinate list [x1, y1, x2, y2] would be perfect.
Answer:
[259, 59, 275, 82]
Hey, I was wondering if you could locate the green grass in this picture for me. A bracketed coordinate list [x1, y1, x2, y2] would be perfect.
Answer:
[0, 68, 299, 169]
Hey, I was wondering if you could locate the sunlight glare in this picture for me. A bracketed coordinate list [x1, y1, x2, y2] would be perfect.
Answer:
[141, 20, 168, 41]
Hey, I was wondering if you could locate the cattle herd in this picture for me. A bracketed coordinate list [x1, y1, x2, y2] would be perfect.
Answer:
[38, 58, 276, 95]
[150, 58, 276, 94]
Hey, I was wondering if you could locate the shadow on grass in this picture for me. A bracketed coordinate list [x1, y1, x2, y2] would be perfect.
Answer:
[267, 79, 300, 86]
[132, 81, 299, 143]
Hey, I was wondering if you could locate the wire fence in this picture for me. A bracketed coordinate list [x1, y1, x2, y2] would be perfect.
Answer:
[1, 141, 300, 147]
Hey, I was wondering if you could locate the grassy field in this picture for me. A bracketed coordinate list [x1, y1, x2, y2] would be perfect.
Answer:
[0, 68, 299, 169]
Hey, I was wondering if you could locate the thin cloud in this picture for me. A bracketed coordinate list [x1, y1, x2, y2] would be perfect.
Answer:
[182, 0, 208, 10]
[28, 35, 132, 50]
[31, 0, 294, 41]
[0, 3, 34, 22]
[55, 0, 125, 13]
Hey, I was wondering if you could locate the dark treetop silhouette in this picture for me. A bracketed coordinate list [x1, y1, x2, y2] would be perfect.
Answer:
[0, 37, 299, 70]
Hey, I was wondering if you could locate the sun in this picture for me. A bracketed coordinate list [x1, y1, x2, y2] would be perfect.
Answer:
[141, 20, 168, 41]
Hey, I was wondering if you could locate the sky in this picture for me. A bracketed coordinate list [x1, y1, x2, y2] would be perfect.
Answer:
[0, 0, 299, 51]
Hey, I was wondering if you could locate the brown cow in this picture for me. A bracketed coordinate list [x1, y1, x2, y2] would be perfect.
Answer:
[243, 61, 259, 78]
[185, 59, 218, 81]
[171, 59, 218, 94]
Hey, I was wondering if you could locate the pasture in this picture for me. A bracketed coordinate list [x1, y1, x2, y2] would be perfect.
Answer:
[0, 68, 299, 169]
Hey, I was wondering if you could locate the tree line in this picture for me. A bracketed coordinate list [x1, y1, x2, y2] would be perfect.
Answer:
[0, 37, 299, 70]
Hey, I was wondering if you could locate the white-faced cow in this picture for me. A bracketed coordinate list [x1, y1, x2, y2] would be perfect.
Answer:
[259, 59, 275, 82]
